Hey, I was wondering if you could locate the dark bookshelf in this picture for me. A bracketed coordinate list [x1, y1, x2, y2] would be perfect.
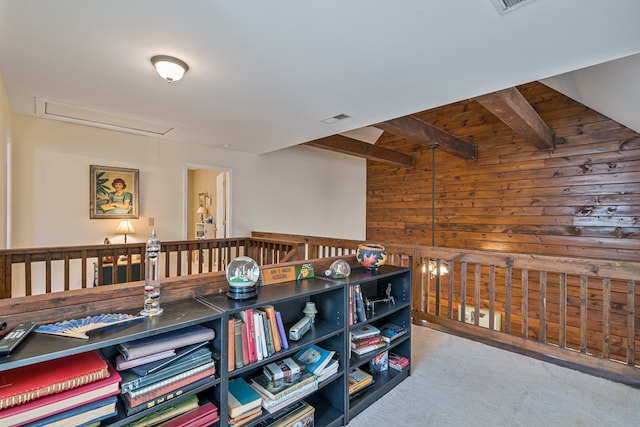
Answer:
[0, 265, 411, 427]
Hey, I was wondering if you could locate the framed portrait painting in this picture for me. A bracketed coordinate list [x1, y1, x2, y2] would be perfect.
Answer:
[90, 165, 139, 219]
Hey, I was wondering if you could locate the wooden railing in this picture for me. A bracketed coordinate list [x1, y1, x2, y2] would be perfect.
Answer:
[0, 237, 305, 298]
[252, 232, 640, 385]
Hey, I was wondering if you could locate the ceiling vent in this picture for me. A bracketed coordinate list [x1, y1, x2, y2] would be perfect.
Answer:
[35, 98, 178, 137]
[490, 0, 537, 14]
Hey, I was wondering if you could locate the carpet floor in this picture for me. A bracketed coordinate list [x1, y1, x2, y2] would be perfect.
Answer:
[345, 325, 640, 426]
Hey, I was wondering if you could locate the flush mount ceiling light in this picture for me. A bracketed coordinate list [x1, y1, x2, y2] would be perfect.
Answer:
[151, 55, 189, 82]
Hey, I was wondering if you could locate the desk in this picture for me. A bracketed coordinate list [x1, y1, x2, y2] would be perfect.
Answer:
[94, 258, 141, 285]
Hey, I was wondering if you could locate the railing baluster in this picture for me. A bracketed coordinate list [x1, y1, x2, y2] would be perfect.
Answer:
[474, 263, 481, 327]
[505, 264, 512, 334]
[539, 270, 547, 343]
[580, 274, 588, 353]
[460, 261, 467, 324]
[603, 277, 611, 359]
[559, 272, 567, 349]
[521, 268, 528, 338]
[447, 260, 454, 320]
[489, 264, 496, 331]
[627, 280, 636, 366]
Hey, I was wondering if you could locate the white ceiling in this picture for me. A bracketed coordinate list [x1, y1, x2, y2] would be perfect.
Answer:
[1, 1, 639, 154]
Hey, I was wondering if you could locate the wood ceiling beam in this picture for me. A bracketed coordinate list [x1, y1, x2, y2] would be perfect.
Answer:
[376, 115, 478, 160]
[304, 134, 414, 167]
[474, 86, 556, 150]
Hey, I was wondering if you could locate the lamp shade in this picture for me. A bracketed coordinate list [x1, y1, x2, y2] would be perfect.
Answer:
[115, 220, 136, 235]
[151, 55, 189, 82]
[196, 207, 206, 214]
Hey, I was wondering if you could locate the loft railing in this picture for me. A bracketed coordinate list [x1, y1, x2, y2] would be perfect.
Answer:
[0, 237, 304, 298]
[251, 231, 640, 386]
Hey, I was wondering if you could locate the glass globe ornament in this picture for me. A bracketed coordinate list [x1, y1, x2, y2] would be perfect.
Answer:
[324, 259, 351, 279]
[226, 256, 260, 300]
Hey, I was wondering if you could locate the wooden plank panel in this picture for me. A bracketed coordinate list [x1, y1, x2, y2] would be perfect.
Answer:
[603, 278, 612, 359]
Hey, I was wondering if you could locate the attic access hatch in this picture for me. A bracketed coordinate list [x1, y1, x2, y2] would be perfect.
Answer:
[35, 98, 178, 137]
[490, 0, 538, 14]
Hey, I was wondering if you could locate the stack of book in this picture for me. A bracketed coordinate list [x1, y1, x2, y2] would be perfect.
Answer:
[121, 395, 219, 427]
[250, 371, 317, 414]
[115, 325, 217, 416]
[348, 367, 374, 396]
[379, 322, 407, 343]
[228, 377, 263, 426]
[348, 284, 367, 325]
[254, 400, 315, 427]
[388, 352, 410, 371]
[350, 324, 386, 355]
[294, 344, 338, 383]
[0, 350, 121, 426]
[229, 306, 289, 372]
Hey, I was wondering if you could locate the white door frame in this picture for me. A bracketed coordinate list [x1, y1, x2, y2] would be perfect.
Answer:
[184, 163, 231, 239]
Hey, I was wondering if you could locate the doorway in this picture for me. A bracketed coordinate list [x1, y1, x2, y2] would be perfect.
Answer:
[186, 165, 230, 240]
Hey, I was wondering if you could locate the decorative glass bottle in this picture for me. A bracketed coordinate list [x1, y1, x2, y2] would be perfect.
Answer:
[140, 228, 164, 316]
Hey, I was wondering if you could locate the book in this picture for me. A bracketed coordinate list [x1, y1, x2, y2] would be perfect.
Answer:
[0, 350, 110, 410]
[263, 357, 305, 382]
[257, 305, 282, 352]
[120, 347, 213, 394]
[116, 325, 215, 360]
[125, 361, 216, 400]
[115, 349, 176, 371]
[241, 317, 250, 366]
[229, 405, 262, 427]
[295, 344, 336, 375]
[0, 362, 121, 426]
[261, 380, 317, 414]
[23, 395, 117, 427]
[161, 400, 219, 427]
[250, 371, 317, 401]
[120, 394, 200, 427]
[130, 341, 210, 376]
[228, 317, 235, 372]
[317, 358, 339, 383]
[369, 350, 389, 373]
[261, 400, 314, 427]
[388, 352, 410, 371]
[228, 377, 263, 419]
[350, 323, 380, 340]
[348, 367, 373, 395]
[234, 316, 244, 369]
[275, 311, 289, 351]
[241, 308, 258, 363]
[124, 374, 212, 416]
[253, 311, 265, 361]
[351, 334, 385, 349]
[351, 340, 386, 355]
[257, 310, 275, 356]
[379, 322, 407, 342]
[353, 284, 367, 322]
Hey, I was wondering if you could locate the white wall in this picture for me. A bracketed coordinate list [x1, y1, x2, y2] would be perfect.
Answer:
[8, 113, 366, 249]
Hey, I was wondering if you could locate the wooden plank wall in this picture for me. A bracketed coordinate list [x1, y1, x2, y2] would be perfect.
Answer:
[366, 81, 639, 362]
[367, 81, 639, 261]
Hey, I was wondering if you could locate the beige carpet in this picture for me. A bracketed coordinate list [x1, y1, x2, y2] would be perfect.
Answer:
[346, 325, 640, 426]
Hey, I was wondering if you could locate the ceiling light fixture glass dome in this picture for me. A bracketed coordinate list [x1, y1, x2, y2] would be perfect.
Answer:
[151, 55, 189, 82]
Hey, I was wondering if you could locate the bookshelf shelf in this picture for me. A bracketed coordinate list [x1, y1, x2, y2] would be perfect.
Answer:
[0, 265, 410, 427]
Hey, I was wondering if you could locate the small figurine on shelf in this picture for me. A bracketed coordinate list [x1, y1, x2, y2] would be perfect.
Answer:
[140, 228, 163, 317]
[289, 302, 318, 341]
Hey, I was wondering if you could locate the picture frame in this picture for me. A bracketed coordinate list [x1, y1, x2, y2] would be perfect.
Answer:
[90, 165, 139, 219]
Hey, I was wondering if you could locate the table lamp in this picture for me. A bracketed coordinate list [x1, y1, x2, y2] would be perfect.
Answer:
[196, 206, 206, 223]
[115, 220, 136, 244]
